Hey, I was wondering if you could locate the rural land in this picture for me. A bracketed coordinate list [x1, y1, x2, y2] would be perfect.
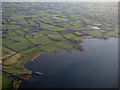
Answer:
[1, 2, 118, 89]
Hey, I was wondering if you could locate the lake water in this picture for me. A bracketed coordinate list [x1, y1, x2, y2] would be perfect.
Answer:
[91, 26, 101, 30]
[20, 38, 118, 88]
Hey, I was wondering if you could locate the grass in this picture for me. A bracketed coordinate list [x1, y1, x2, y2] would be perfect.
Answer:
[74, 31, 83, 36]
[2, 52, 7, 56]
[63, 33, 76, 39]
[2, 54, 11, 59]
[52, 16, 68, 22]
[105, 29, 118, 38]
[4, 36, 33, 51]
[47, 33, 66, 41]
[0, 72, 2, 90]
[15, 30, 25, 36]
[83, 30, 102, 38]
[2, 25, 22, 30]
[3, 31, 18, 37]
[3, 53, 21, 65]
[2, 38, 15, 46]
[2, 47, 16, 55]
[74, 36, 93, 39]
[39, 45, 57, 52]
[2, 57, 31, 74]
[2, 72, 15, 89]
[27, 33, 54, 44]
[40, 23, 66, 31]
[8, 41, 32, 52]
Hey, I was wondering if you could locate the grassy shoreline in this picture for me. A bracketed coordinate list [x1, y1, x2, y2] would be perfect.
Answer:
[2, 37, 119, 89]
[2, 42, 78, 89]
[2, 37, 117, 89]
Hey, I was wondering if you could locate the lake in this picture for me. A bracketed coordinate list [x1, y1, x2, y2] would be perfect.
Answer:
[91, 26, 101, 30]
[20, 38, 118, 88]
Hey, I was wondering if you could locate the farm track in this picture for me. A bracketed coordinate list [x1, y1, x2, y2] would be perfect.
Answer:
[42, 33, 59, 42]
[13, 30, 21, 36]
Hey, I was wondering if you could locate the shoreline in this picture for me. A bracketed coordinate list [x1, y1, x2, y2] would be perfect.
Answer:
[19, 37, 118, 88]
[3, 37, 118, 89]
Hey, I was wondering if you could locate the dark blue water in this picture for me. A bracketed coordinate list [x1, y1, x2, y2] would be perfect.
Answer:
[20, 38, 118, 88]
